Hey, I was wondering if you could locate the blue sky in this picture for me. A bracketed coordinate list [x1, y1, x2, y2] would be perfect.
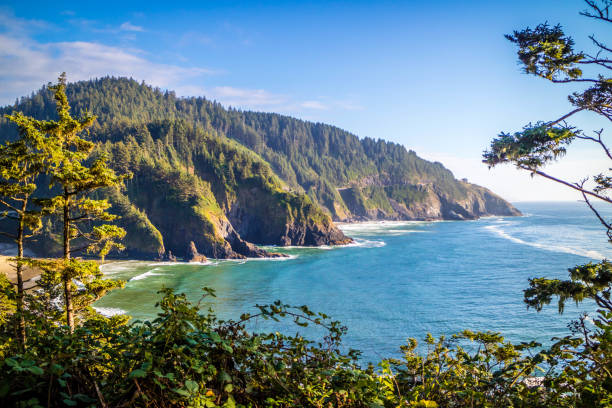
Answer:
[0, 0, 609, 201]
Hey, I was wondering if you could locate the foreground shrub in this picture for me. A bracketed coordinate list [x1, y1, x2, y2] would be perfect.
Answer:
[0, 284, 609, 407]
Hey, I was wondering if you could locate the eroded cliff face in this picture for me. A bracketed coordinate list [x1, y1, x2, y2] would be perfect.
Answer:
[227, 185, 351, 247]
[117, 162, 350, 260]
[332, 180, 520, 222]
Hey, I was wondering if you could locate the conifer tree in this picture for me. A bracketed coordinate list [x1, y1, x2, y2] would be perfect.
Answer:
[0, 117, 50, 347]
[483, 0, 612, 303]
[32, 73, 127, 331]
[484, 2, 612, 402]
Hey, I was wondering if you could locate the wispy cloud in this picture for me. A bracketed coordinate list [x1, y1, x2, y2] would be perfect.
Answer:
[301, 100, 328, 110]
[0, 11, 363, 117]
[0, 11, 217, 105]
[210, 86, 287, 107]
[119, 21, 144, 32]
[66, 17, 144, 35]
[177, 31, 214, 47]
[0, 37, 216, 104]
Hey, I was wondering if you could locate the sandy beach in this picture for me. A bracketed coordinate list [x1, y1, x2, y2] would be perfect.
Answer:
[0, 255, 41, 289]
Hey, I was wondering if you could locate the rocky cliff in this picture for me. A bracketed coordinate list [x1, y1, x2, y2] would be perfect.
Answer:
[0, 77, 518, 259]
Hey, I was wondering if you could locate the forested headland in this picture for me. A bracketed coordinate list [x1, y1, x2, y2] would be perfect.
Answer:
[0, 76, 518, 260]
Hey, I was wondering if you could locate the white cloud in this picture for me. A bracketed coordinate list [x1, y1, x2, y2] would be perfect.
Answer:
[0, 11, 363, 118]
[209, 86, 287, 108]
[301, 100, 328, 110]
[119, 22, 144, 32]
[0, 14, 217, 105]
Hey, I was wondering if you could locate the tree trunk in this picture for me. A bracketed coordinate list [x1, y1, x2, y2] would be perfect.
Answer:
[15, 200, 26, 348]
[63, 187, 74, 332]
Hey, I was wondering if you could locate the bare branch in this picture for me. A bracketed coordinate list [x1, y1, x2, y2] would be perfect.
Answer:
[69, 214, 95, 222]
[581, 0, 612, 23]
[579, 181, 612, 241]
[549, 77, 605, 84]
[68, 245, 90, 255]
[575, 129, 612, 160]
[592, 34, 612, 52]
[518, 164, 612, 204]
[0, 198, 20, 213]
[546, 108, 585, 127]
[580, 57, 612, 70]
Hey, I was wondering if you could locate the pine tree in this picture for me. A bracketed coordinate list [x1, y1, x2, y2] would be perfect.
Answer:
[0, 116, 50, 347]
[34, 73, 127, 332]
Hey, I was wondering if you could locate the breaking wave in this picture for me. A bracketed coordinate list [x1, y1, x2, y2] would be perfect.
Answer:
[129, 268, 167, 281]
[484, 224, 605, 260]
[93, 307, 127, 317]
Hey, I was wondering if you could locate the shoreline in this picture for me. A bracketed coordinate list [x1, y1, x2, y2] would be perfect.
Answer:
[2, 215, 508, 285]
[1, 255, 120, 289]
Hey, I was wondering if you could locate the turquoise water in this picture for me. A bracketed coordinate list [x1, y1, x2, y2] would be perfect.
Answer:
[94, 202, 609, 363]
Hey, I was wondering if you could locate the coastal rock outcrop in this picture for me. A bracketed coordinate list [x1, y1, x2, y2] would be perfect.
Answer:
[186, 241, 207, 262]
[334, 180, 519, 222]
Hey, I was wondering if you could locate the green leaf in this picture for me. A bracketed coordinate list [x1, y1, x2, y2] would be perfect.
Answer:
[26, 366, 44, 376]
[129, 369, 147, 379]
[185, 380, 198, 393]
[172, 388, 190, 397]
[4, 358, 17, 368]
[222, 396, 236, 408]
[219, 371, 232, 383]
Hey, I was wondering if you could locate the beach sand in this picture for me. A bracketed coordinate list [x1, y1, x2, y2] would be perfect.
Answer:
[0, 255, 41, 289]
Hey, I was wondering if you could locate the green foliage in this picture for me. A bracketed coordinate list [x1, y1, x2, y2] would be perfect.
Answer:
[484, 124, 577, 170]
[37, 258, 124, 326]
[10, 74, 130, 332]
[505, 23, 584, 81]
[524, 261, 612, 313]
[2, 282, 611, 407]
[0, 287, 382, 407]
[381, 331, 544, 407]
[483, 2, 612, 405]
[1, 96, 59, 347]
[0, 274, 15, 327]
[2, 2, 611, 404]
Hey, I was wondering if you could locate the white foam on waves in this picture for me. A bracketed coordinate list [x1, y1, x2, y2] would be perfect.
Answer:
[338, 220, 430, 236]
[243, 254, 299, 261]
[93, 307, 126, 317]
[348, 238, 386, 248]
[485, 224, 605, 259]
[129, 268, 167, 281]
[100, 261, 151, 275]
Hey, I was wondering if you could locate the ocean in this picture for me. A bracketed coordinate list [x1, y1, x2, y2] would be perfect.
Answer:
[94, 201, 609, 363]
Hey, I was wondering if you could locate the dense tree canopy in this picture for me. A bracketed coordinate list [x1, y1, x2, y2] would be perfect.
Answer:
[0, 75, 487, 222]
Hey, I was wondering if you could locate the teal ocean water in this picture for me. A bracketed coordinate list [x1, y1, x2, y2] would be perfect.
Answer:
[94, 202, 609, 363]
